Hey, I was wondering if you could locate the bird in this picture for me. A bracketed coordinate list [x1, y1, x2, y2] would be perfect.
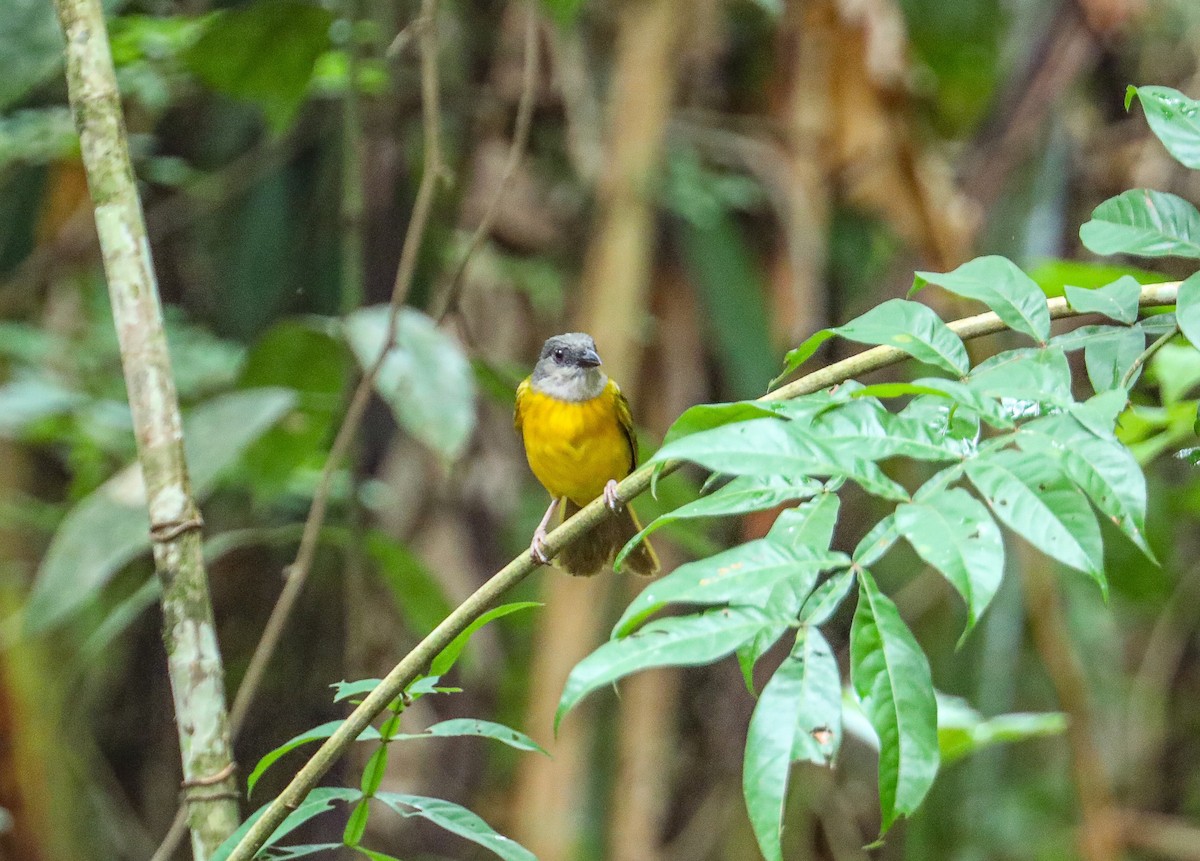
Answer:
[514, 332, 659, 577]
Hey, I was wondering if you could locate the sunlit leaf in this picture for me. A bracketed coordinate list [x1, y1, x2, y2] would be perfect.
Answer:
[744, 627, 842, 861]
[914, 256, 1050, 342]
[853, 514, 898, 567]
[26, 388, 296, 632]
[965, 450, 1106, 591]
[1127, 85, 1200, 170]
[559, 608, 773, 727]
[661, 400, 784, 445]
[850, 569, 939, 833]
[857, 379, 1014, 429]
[1080, 189, 1200, 259]
[967, 347, 1074, 410]
[894, 489, 1004, 636]
[344, 306, 477, 465]
[1083, 327, 1145, 392]
[375, 793, 536, 861]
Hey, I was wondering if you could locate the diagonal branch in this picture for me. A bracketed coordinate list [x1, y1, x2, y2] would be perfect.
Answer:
[225, 280, 1182, 861]
[52, 0, 240, 856]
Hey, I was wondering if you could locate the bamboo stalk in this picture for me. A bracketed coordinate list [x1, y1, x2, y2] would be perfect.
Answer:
[51, 0, 240, 857]
[225, 280, 1182, 861]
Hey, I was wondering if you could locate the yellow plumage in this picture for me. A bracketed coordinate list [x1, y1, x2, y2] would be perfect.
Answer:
[515, 378, 634, 504]
[515, 375, 657, 576]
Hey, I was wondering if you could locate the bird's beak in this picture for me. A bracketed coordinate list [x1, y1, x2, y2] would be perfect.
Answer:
[579, 348, 602, 368]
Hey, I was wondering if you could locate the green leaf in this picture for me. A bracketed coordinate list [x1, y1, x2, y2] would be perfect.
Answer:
[853, 514, 898, 567]
[238, 321, 349, 497]
[850, 569, 939, 833]
[766, 493, 841, 551]
[352, 847, 405, 861]
[965, 450, 1106, 591]
[344, 306, 477, 465]
[1175, 271, 1200, 352]
[343, 797, 371, 847]
[914, 256, 1050, 342]
[211, 787, 362, 861]
[364, 531, 453, 647]
[394, 719, 547, 755]
[858, 379, 1014, 429]
[799, 570, 856, 625]
[559, 608, 773, 728]
[1149, 341, 1200, 404]
[375, 793, 535, 861]
[827, 299, 970, 376]
[1084, 327, 1145, 392]
[359, 743, 389, 796]
[776, 299, 968, 382]
[936, 693, 1066, 765]
[743, 627, 842, 861]
[1064, 276, 1142, 324]
[1127, 85, 1200, 170]
[1028, 258, 1169, 296]
[0, 377, 86, 438]
[661, 401, 784, 445]
[967, 346, 1074, 409]
[1079, 189, 1200, 259]
[429, 602, 540, 677]
[1015, 412, 1153, 559]
[25, 388, 296, 632]
[612, 539, 845, 638]
[894, 489, 1004, 636]
[650, 418, 909, 501]
[184, 0, 334, 132]
[247, 720, 382, 796]
[808, 398, 962, 462]
[614, 475, 821, 571]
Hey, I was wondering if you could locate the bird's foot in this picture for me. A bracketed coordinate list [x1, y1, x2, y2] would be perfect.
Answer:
[529, 525, 550, 564]
[603, 479, 622, 512]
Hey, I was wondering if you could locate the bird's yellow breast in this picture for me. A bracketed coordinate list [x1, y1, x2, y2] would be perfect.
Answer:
[518, 381, 633, 505]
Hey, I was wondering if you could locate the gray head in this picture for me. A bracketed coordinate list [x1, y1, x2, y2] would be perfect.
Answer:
[530, 332, 608, 401]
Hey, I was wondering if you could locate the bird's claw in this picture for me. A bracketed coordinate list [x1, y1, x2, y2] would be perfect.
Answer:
[603, 479, 622, 512]
[530, 527, 550, 564]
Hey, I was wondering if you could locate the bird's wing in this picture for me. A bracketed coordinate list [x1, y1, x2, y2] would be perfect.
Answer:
[612, 379, 638, 472]
[514, 376, 531, 432]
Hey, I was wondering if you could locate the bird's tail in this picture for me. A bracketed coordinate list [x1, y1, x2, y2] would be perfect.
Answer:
[556, 499, 659, 577]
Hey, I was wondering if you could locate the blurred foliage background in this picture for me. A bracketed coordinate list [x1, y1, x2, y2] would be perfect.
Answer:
[3, 0, 1200, 859]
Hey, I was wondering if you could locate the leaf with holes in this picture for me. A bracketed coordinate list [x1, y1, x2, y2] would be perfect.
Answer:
[744, 627, 842, 861]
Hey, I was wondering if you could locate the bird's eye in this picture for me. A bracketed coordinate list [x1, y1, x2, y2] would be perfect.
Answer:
[553, 348, 566, 363]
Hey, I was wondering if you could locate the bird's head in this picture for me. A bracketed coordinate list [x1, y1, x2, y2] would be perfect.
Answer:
[530, 332, 607, 401]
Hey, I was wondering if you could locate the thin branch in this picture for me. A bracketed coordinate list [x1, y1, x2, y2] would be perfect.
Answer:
[1121, 323, 1178, 390]
[227, 0, 444, 739]
[53, 0, 240, 856]
[436, 0, 540, 325]
[224, 280, 1183, 861]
